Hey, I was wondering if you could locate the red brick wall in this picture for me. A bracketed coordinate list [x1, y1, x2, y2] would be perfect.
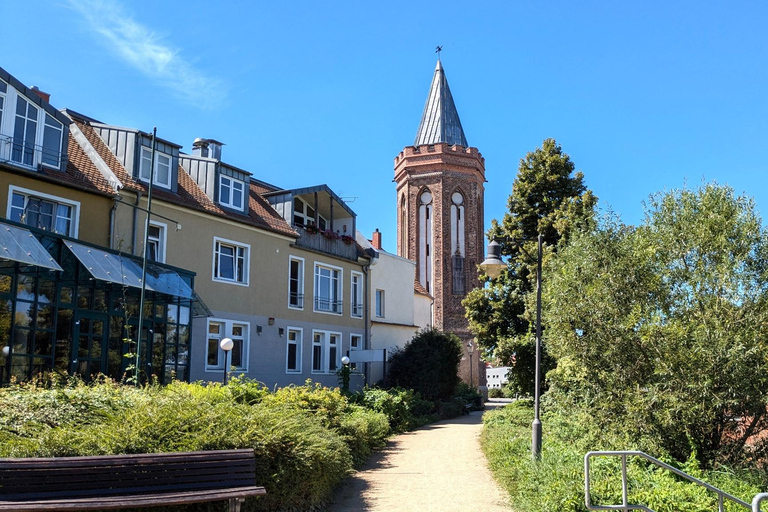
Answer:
[394, 143, 487, 386]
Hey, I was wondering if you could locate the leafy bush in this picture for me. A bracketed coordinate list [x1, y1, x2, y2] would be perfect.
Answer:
[385, 327, 462, 401]
[488, 388, 504, 399]
[544, 184, 768, 466]
[349, 386, 434, 432]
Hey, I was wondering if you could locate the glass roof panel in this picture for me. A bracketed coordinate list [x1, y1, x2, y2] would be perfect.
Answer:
[65, 241, 145, 288]
[0, 224, 63, 271]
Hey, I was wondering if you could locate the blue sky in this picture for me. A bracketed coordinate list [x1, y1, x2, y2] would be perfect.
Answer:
[3, 1, 767, 252]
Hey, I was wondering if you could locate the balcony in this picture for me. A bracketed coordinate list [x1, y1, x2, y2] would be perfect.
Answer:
[293, 227, 359, 261]
[0, 134, 63, 170]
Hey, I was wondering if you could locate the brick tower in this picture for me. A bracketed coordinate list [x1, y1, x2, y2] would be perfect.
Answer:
[394, 59, 486, 388]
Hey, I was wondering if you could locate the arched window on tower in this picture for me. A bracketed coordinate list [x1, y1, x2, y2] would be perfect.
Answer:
[451, 191, 465, 295]
[418, 189, 433, 293]
[399, 194, 407, 259]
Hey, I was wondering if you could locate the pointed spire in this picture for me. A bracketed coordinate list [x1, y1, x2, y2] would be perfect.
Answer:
[413, 60, 468, 147]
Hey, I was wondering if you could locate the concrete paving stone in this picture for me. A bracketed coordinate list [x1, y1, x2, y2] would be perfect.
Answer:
[326, 402, 513, 511]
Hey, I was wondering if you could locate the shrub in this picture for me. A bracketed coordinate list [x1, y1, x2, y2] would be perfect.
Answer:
[488, 388, 504, 399]
[385, 327, 462, 401]
[349, 386, 434, 432]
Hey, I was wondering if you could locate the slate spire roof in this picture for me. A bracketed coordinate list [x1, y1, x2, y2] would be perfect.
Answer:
[413, 60, 468, 147]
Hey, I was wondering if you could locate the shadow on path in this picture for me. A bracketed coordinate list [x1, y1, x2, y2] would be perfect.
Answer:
[326, 402, 512, 511]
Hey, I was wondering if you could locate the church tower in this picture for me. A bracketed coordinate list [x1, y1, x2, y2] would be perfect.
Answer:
[394, 59, 486, 387]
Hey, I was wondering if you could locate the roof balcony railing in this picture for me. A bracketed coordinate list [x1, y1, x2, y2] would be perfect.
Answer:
[293, 225, 358, 261]
[0, 133, 63, 170]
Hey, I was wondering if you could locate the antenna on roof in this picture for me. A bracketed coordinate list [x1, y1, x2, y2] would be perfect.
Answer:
[435, 45, 443, 60]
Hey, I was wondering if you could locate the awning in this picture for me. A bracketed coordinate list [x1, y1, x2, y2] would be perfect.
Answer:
[66, 241, 193, 299]
[0, 224, 63, 271]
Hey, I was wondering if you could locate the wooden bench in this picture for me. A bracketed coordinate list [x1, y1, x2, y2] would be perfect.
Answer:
[0, 449, 266, 511]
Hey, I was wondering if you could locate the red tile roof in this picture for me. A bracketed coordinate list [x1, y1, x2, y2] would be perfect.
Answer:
[71, 118, 297, 238]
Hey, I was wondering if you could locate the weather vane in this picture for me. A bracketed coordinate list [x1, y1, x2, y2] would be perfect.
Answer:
[435, 45, 443, 60]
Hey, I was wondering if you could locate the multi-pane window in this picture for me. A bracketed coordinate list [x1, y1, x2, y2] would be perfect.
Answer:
[314, 263, 341, 314]
[1, 85, 63, 169]
[206, 319, 249, 372]
[0, 81, 5, 137]
[350, 334, 362, 370]
[293, 197, 327, 229]
[41, 114, 63, 167]
[8, 189, 77, 236]
[286, 328, 302, 373]
[146, 222, 165, 263]
[139, 146, 172, 188]
[219, 175, 245, 210]
[350, 272, 363, 318]
[312, 330, 340, 373]
[13, 96, 38, 166]
[288, 257, 304, 309]
[375, 289, 385, 318]
[213, 237, 249, 285]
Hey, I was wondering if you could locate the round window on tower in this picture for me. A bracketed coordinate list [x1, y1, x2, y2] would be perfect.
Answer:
[420, 191, 432, 205]
[451, 192, 463, 205]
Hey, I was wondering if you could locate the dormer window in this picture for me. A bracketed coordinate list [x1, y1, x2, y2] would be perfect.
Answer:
[293, 197, 327, 229]
[139, 146, 171, 188]
[0, 81, 65, 170]
[219, 175, 245, 210]
[13, 96, 38, 167]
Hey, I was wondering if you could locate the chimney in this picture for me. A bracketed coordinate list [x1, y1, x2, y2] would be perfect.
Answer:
[30, 86, 50, 103]
[192, 138, 224, 160]
[372, 229, 382, 250]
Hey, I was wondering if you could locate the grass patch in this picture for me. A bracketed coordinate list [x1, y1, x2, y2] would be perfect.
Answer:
[481, 401, 765, 512]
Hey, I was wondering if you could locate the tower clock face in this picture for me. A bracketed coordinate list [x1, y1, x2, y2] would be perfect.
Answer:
[420, 191, 432, 204]
[451, 192, 463, 205]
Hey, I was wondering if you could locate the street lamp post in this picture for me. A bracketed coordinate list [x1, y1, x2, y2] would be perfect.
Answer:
[480, 233, 543, 459]
[468, 340, 474, 387]
[220, 337, 234, 385]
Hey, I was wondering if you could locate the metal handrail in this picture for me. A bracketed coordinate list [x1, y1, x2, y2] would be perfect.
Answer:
[585, 451, 752, 512]
[753, 494, 768, 512]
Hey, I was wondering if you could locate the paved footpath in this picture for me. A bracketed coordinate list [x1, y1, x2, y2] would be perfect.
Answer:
[327, 401, 513, 511]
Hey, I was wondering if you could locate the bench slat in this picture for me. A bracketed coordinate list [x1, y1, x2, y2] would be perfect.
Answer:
[0, 486, 266, 511]
[0, 449, 266, 511]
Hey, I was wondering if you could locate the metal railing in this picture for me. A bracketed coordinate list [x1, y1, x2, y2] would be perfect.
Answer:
[0, 133, 62, 169]
[293, 228, 359, 262]
[754, 494, 768, 512]
[585, 451, 752, 512]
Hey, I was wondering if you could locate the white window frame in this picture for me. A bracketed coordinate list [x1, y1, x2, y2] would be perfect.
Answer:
[0, 85, 63, 169]
[313, 262, 343, 315]
[146, 220, 167, 263]
[293, 196, 327, 229]
[285, 327, 303, 374]
[375, 289, 385, 318]
[311, 329, 341, 374]
[7, 185, 80, 237]
[139, 146, 172, 188]
[212, 236, 250, 286]
[205, 318, 250, 372]
[350, 333, 363, 369]
[219, 175, 246, 210]
[288, 256, 305, 310]
[350, 271, 363, 318]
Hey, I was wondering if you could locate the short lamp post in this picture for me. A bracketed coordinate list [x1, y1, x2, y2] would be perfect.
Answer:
[220, 337, 234, 385]
[340, 356, 351, 392]
[467, 340, 474, 387]
[480, 233, 544, 460]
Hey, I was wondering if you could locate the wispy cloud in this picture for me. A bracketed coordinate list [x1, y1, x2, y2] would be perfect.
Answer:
[67, 0, 225, 108]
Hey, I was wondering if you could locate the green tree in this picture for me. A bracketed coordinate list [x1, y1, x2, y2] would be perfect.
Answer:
[544, 184, 768, 466]
[463, 138, 596, 395]
[386, 328, 462, 402]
